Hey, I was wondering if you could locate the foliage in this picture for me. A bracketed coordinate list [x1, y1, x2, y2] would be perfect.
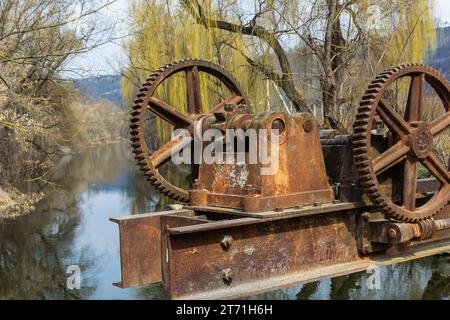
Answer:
[0, 0, 118, 216]
[123, 0, 438, 133]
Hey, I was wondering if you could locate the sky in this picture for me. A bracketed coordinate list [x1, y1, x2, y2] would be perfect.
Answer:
[62, 0, 130, 78]
[65, 0, 450, 78]
[435, 0, 450, 25]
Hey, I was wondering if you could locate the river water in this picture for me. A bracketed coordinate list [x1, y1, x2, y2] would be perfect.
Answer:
[0, 143, 448, 299]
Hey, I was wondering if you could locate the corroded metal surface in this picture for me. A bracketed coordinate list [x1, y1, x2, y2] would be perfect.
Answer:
[110, 210, 197, 287]
[353, 64, 450, 222]
[113, 61, 450, 300]
[130, 59, 251, 203]
[111, 203, 450, 299]
[190, 112, 335, 212]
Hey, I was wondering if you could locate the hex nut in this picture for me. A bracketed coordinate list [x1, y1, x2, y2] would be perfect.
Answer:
[222, 268, 234, 283]
[221, 235, 234, 249]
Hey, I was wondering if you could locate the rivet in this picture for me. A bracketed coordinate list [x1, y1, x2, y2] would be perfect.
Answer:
[244, 184, 256, 196]
[220, 235, 234, 249]
[222, 268, 234, 283]
[361, 212, 370, 221]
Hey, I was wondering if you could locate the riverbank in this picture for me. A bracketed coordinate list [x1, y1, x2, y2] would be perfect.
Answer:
[0, 138, 128, 219]
[0, 186, 43, 219]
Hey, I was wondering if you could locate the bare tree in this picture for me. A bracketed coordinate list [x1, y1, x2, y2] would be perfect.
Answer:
[182, 0, 313, 114]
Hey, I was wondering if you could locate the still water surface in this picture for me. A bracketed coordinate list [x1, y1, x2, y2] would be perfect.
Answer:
[0, 143, 448, 299]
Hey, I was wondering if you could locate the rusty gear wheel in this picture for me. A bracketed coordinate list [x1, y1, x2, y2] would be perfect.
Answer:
[130, 59, 251, 203]
[353, 63, 450, 222]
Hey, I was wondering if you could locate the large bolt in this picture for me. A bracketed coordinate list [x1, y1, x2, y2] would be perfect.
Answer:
[224, 103, 236, 112]
[193, 179, 203, 190]
[221, 235, 234, 249]
[244, 184, 256, 196]
[303, 120, 313, 133]
[271, 119, 285, 134]
[388, 228, 398, 241]
[222, 268, 234, 283]
[361, 212, 370, 221]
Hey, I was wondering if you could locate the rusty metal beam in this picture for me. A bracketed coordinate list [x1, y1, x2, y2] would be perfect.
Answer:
[177, 239, 450, 300]
[110, 209, 201, 288]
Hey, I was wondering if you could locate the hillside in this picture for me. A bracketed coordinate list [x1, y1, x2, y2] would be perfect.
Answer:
[73, 75, 124, 109]
[428, 27, 450, 79]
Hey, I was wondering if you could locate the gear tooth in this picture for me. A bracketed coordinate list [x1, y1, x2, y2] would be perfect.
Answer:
[354, 119, 369, 126]
[139, 166, 151, 173]
[355, 159, 370, 167]
[358, 105, 371, 111]
[137, 159, 147, 166]
[354, 153, 368, 161]
[372, 78, 386, 84]
[355, 112, 371, 120]
[130, 117, 140, 124]
[131, 141, 142, 149]
[359, 179, 372, 186]
[353, 126, 367, 133]
[360, 100, 375, 106]
[130, 130, 139, 137]
[362, 93, 377, 100]
[368, 83, 383, 89]
[352, 140, 367, 147]
[135, 155, 145, 161]
[358, 167, 371, 175]
[352, 147, 368, 155]
[353, 132, 367, 139]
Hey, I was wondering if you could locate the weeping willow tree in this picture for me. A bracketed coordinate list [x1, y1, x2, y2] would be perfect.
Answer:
[123, 0, 438, 133]
[178, 0, 437, 130]
[370, 0, 436, 66]
[122, 0, 275, 144]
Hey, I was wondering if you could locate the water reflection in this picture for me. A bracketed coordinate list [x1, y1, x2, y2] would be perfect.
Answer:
[0, 143, 166, 299]
[0, 143, 448, 299]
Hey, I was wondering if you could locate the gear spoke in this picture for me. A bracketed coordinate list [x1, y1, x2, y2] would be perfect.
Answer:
[422, 153, 450, 185]
[186, 66, 203, 114]
[377, 99, 410, 138]
[131, 59, 250, 202]
[402, 157, 418, 210]
[429, 111, 450, 136]
[209, 95, 244, 114]
[405, 73, 425, 122]
[373, 140, 409, 175]
[148, 97, 193, 127]
[150, 133, 193, 168]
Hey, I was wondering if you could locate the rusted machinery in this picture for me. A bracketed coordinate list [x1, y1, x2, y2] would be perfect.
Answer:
[111, 60, 450, 299]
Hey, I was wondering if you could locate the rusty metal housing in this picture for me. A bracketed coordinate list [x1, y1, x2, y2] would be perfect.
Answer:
[112, 60, 450, 299]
